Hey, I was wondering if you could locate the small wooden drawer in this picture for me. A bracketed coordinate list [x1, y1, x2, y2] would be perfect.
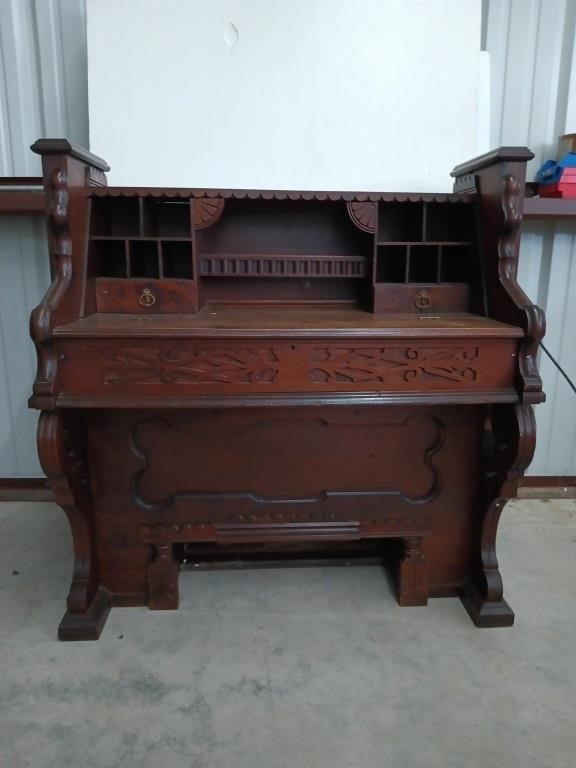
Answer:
[373, 283, 470, 313]
[95, 278, 196, 314]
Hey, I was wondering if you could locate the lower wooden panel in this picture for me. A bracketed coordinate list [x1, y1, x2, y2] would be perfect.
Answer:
[85, 405, 483, 597]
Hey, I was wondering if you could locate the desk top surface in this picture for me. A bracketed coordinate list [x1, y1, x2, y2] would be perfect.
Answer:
[54, 307, 524, 340]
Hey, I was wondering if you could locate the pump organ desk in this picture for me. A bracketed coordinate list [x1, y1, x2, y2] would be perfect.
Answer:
[29, 140, 544, 639]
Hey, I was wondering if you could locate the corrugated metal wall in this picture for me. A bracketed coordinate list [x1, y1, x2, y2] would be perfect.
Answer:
[0, 0, 88, 476]
[485, 0, 576, 474]
[0, 0, 574, 476]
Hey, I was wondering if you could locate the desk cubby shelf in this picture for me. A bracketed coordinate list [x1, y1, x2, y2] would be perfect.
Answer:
[88, 193, 480, 314]
[372, 200, 478, 312]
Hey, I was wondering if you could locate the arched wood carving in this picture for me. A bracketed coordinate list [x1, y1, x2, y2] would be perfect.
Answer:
[346, 200, 377, 233]
[193, 197, 225, 229]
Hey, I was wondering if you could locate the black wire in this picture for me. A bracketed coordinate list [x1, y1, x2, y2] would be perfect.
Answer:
[541, 342, 576, 396]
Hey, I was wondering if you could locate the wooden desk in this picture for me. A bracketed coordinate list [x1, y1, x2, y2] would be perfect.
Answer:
[29, 141, 544, 639]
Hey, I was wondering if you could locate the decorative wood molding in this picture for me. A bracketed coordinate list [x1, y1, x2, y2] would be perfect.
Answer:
[31, 139, 110, 172]
[139, 516, 433, 544]
[451, 146, 534, 177]
[103, 347, 280, 385]
[129, 413, 444, 514]
[91, 187, 475, 203]
[499, 175, 545, 403]
[346, 201, 377, 232]
[192, 197, 225, 229]
[198, 254, 367, 277]
[308, 346, 479, 385]
[97, 343, 499, 391]
[29, 167, 72, 400]
[461, 403, 537, 627]
[451, 145, 545, 405]
[37, 410, 109, 639]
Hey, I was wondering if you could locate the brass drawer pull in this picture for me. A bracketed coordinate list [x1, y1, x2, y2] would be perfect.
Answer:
[139, 288, 156, 308]
[415, 290, 431, 310]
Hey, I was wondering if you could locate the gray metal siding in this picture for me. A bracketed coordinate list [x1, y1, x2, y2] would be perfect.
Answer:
[486, 0, 576, 474]
[0, 0, 87, 476]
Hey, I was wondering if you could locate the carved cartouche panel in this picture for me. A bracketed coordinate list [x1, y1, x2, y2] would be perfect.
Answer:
[309, 346, 479, 385]
[103, 347, 280, 385]
[128, 411, 444, 515]
[55, 338, 516, 399]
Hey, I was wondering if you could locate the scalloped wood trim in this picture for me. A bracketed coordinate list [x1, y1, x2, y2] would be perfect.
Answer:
[89, 188, 475, 203]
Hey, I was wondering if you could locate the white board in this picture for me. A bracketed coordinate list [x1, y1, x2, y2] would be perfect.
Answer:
[87, 0, 482, 191]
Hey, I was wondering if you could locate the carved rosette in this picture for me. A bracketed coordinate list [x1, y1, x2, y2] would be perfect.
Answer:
[193, 197, 225, 229]
[346, 201, 377, 233]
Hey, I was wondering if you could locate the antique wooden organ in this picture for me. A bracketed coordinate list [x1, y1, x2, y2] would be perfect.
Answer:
[29, 140, 544, 639]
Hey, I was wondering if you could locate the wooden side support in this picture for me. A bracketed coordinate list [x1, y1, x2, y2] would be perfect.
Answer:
[37, 410, 110, 640]
[461, 403, 537, 627]
[148, 543, 180, 610]
[397, 535, 429, 606]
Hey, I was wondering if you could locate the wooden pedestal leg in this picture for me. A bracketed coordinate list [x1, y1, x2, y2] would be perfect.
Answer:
[397, 536, 428, 606]
[461, 404, 536, 628]
[148, 544, 180, 610]
[38, 411, 111, 640]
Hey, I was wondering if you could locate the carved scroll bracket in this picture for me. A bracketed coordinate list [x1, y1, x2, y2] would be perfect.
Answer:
[462, 403, 536, 626]
[30, 168, 72, 402]
[500, 174, 545, 403]
[37, 411, 109, 638]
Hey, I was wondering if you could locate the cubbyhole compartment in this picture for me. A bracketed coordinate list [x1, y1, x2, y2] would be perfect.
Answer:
[408, 245, 439, 282]
[142, 199, 191, 237]
[440, 245, 474, 282]
[425, 202, 474, 242]
[92, 239, 127, 278]
[90, 197, 141, 237]
[378, 202, 423, 242]
[162, 241, 193, 279]
[376, 245, 407, 283]
[130, 240, 160, 278]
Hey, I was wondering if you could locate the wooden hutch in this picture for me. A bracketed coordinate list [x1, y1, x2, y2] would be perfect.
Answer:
[29, 139, 544, 639]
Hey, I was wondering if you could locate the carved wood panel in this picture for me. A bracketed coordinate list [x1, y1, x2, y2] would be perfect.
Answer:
[55, 338, 517, 400]
[103, 347, 280, 385]
[308, 346, 479, 384]
[128, 411, 444, 520]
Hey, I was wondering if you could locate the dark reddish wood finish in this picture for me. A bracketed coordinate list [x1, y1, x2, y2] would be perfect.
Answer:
[29, 139, 544, 639]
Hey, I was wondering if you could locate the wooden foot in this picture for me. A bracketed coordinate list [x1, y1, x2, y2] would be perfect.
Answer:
[396, 536, 428, 606]
[58, 587, 112, 641]
[148, 544, 179, 610]
[460, 581, 514, 628]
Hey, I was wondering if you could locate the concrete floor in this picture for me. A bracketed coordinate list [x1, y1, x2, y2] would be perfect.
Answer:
[0, 500, 575, 768]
